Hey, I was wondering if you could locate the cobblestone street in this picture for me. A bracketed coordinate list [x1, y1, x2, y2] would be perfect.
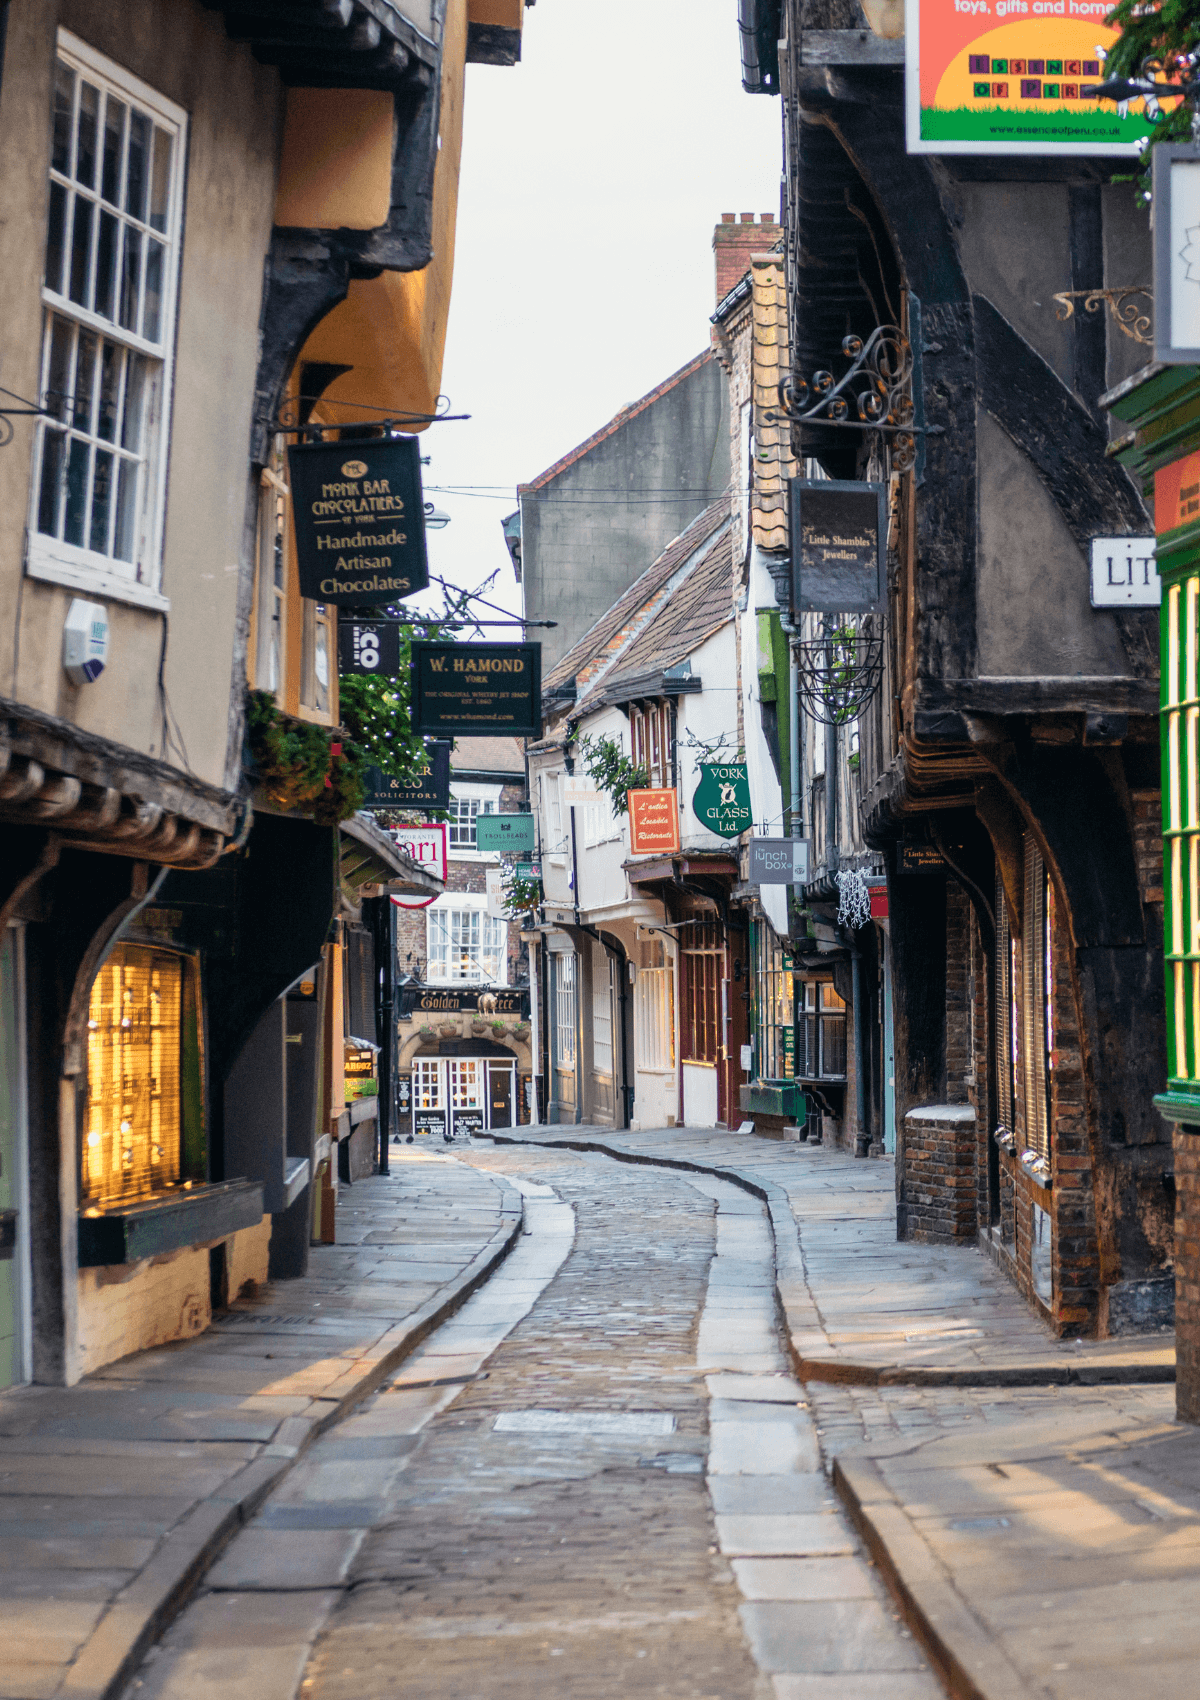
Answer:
[117, 1143, 936, 1700]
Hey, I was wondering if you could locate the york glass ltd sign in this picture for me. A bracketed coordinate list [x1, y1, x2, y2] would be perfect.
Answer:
[410, 642, 543, 738]
[287, 435, 429, 606]
[692, 763, 752, 838]
[790, 480, 886, 614]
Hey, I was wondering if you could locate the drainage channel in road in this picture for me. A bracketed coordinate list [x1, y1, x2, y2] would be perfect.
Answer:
[680, 1169, 944, 1698]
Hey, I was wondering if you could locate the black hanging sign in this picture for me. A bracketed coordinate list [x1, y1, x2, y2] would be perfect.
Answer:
[790, 479, 886, 614]
[361, 742, 450, 810]
[410, 641, 542, 738]
[338, 621, 402, 677]
[287, 435, 429, 606]
[398, 985, 531, 1018]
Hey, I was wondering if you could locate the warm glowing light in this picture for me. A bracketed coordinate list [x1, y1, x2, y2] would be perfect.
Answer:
[87, 1131, 100, 1148]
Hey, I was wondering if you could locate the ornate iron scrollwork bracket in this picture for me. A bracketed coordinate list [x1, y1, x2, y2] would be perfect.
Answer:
[1051, 287, 1153, 346]
[766, 325, 940, 476]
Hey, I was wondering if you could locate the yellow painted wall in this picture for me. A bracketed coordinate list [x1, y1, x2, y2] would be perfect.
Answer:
[298, 0, 468, 429]
[275, 89, 395, 231]
[468, 0, 524, 27]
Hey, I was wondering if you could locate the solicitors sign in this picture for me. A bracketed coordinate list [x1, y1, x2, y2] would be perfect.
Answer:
[287, 435, 429, 606]
[410, 642, 542, 738]
[361, 743, 450, 809]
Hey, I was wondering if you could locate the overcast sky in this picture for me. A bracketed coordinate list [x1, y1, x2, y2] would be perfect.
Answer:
[412, 0, 783, 628]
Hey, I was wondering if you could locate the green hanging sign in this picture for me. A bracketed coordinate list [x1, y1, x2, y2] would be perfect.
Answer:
[692, 762, 751, 838]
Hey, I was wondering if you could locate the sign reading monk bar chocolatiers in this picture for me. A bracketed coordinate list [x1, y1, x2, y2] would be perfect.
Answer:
[410, 641, 542, 738]
[287, 436, 429, 606]
[790, 479, 886, 615]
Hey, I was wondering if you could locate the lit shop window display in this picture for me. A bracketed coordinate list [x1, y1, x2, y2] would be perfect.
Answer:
[84, 944, 192, 1204]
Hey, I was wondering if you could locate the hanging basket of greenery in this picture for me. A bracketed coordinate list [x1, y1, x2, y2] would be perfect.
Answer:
[244, 691, 367, 824]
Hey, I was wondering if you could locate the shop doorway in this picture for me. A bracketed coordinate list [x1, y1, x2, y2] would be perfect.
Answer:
[406, 1052, 519, 1140]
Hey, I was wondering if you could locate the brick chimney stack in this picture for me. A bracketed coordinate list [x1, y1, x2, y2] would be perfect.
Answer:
[713, 212, 779, 305]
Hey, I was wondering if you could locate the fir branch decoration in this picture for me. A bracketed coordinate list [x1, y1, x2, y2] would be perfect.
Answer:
[577, 734, 648, 816]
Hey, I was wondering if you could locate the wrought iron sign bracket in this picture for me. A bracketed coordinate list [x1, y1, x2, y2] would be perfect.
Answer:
[764, 326, 942, 475]
[0, 385, 57, 449]
[1051, 287, 1153, 346]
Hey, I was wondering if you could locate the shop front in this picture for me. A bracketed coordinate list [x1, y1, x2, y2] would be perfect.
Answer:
[396, 984, 532, 1142]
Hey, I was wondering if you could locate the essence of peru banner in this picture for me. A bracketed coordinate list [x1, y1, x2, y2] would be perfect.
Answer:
[905, 0, 1155, 155]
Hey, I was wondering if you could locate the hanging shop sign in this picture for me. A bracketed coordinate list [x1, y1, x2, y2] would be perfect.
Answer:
[475, 812, 537, 855]
[388, 822, 447, 909]
[628, 788, 681, 855]
[338, 621, 402, 677]
[1155, 146, 1200, 363]
[1089, 536, 1159, 608]
[1156, 450, 1200, 537]
[287, 435, 429, 606]
[563, 781, 604, 807]
[485, 867, 506, 918]
[747, 837, 811, 886]
[362, 743, 450, 810]
[790, 480, 886, 614]
[904, 0, 1152, 157]
[397, 985, 531, 1018]
[692, 762, 752, 838]
[410, 641, 542, 738]
[515, 860, 542, 880]
[900, 842, 944, 874]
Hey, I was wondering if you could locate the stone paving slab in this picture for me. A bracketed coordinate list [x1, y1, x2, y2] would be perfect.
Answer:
[487, 1127, 1174, 1384]
[0, 1153, 521, 1700]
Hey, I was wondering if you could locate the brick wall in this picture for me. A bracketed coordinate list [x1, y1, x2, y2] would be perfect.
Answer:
[1175, 1128, 1200, 1422]
[945, 884, 973, 1105]
[75, 1215, 271, 1379]
[902, 1105, 978, 1241]
[1048, 896, 1099, 1331]
[713, 212, 780, 303]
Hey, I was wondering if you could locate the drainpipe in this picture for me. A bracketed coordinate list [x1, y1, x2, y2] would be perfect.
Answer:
[851, 941, 867, 1157]
[824, 721, 838, 876]
[564, 742, 583, 1123]
[789, 639, 801, 840]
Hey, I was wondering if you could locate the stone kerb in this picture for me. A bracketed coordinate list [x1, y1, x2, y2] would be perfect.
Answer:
[902, 1103, 977, 1243]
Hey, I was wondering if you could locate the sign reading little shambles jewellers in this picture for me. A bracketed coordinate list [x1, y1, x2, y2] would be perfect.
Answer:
[410, 641, 542, 738]
[287, 436, 429, 606]
[791, 479, 886, 615]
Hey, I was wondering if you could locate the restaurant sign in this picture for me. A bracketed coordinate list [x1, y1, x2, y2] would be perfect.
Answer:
[790, 480, 886, 614]
[747, 837, 811, 886]
[287, 435, 429, 606]
[388, 822, 447, 909]
[410, 641, 543, 738]
[628, 788, 681, 855]
[397, 985, 531, 1018]
[362, 742, 450, 810]
[692, 762, 752, 838]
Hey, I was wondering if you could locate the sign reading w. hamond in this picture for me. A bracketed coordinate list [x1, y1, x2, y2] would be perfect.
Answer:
[410, 641, 542, 738]
[287, 436, 429, 606]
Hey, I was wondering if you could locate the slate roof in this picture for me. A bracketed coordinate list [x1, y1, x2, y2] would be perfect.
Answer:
[449, 736, 525, 777]
[598, 527, 735, 700]
[543, 498, 731, 698]
[519, 350, 718, 495]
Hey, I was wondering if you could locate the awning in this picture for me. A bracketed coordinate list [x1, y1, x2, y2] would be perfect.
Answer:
[339, 812, 443, 910]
